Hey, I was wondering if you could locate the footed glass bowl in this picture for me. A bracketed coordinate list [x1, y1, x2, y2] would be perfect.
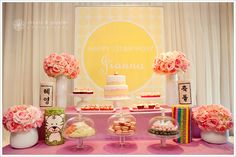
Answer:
[107, 113, 136, 145]
[148, 116, 179, 146]
[108, 113, 136, 136]
[62, 116, 95, 149]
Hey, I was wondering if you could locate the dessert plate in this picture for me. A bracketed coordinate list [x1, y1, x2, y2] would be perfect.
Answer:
[129, 107, 161, 112]
[70, 93, 93, 97]
[136, 96, 163, 100]
[78, 108, 116, 113]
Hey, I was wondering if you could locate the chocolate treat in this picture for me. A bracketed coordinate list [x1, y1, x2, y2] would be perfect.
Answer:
[73, 88, 93, 94]
[137, 105, 144, 109]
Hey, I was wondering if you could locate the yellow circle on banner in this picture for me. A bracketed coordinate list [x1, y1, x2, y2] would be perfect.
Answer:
[83, 21, 157, 92]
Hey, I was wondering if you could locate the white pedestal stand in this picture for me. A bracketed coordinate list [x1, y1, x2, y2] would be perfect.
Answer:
[70, 93, 93, 112]
[105, 97, 131, 146]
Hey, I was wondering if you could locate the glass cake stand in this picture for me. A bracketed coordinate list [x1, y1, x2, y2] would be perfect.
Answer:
[107, 112, 136, 146]
[62, 116, 95, 149]
[148, 114, 180, 147]
[149, 132, 180, 147]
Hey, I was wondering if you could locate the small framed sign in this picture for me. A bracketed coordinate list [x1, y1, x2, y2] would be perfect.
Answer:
[178, 81, 192, 104]
[40, 82, 55, 107]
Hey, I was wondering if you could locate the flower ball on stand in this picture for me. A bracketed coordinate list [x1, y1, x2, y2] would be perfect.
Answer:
[153, 51, 190, 75]
[192, 104, 233, 144]
[43, 53, 80, 108]
[2, 105, 44, 148]
[43, 53, 80, 146]
[153, 51, 190, 106]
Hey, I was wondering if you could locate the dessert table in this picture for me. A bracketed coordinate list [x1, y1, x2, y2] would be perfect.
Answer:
[3, 105, 234, 155]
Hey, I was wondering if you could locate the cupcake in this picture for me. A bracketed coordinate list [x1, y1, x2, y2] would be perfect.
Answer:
[137, 104, 144, 109]
[148, 104, 155, 109]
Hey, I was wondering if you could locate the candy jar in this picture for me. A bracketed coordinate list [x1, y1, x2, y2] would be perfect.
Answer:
[107, 113, 136, 146]
[148, 115, 179, 146]
[62, 116, 96, 149]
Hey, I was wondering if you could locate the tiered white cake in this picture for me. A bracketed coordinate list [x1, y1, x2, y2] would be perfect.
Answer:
[104, 74, 128, 99]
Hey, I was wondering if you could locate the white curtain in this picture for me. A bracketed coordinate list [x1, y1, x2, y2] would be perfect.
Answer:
[163, 3, 233, 111]
[2, 2, 234, 144]
[2, 3, 75, 145]
[163, 3, 234, 135]
[3, 3, 75, 112]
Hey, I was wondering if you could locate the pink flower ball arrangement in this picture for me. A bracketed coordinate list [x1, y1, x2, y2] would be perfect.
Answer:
[3, 105, 44, 133]
[153, 51, 190, 74]
[43, 53, 80, 79]
[192, 104, 233, 133]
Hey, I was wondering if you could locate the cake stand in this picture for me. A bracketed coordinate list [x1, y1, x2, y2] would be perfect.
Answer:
[148, 109, 180, 147]
[74, 137, 86, 149]
[148, 133, 180, 147]
[104, 97, 130, 110]
[62, 116, 95, 150]
[110, 132, 135, 146]
[107, 112, 136, 146]
[136, 96, 164, 104]
[105, 97, 133, 146]
[70, 93, 93, 112]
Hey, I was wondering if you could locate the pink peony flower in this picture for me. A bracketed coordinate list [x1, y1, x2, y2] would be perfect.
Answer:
[70, 71, 78, 79]
[175, 58, 182, 69]
[2, 105, 44, 133]
[166, 61, 175, 72]
[153, 51, 190, 74]
[43, 53, 80, 79]
[26, 106, 44, 128]
[13, 110, 31, 125]
[216, 125, 226, 132]
[192, 104, 233, 133]
[226, 121, 233, 128]
[6, 121, 19, 133]
[207, 118, 219, 129]
[55, 54, 63, 62]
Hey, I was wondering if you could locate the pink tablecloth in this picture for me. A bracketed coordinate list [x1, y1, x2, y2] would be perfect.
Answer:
[4, 106, 213, 155]
[3, 138, 233, 155]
